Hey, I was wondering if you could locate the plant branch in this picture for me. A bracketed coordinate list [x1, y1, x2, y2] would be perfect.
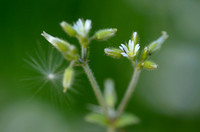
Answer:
[81, 47, 87, 61]
[83, 63, 109, 118]
[108, 124, 115, 132]
[116, 67, 141, 118]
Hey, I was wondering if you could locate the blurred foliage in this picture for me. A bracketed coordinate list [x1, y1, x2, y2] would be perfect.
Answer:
[0, 0, 200, 132]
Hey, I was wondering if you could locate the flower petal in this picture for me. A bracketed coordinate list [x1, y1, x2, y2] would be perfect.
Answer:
[128, 40, 134, 52]
[134, 44, 140, 53]
[121, 52, 128, 57]
[119, 46, 123, 51]
[121, 44, 128, 53]
[85, 19, 91, 32]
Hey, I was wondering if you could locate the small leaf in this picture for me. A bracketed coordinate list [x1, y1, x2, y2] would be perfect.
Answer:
[85, 113, 109, 127]
[115, 113, 140, 128]
[104, 79, 117, 108]
[87, 104, 103, 114]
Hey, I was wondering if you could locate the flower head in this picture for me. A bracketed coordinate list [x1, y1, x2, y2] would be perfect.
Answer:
[119, 39, 140, 60]
[73, 19, 91, 38]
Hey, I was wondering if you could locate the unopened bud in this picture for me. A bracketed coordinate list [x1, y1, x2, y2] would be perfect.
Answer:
[104, 48, 122, 58]
[41, 31, 70, 52]
[41, 31, 79, 61]
[142, 61, 158, 70]
[60, 21, 76, 37]
[63, 45, 79, 61]
[141, 47, 148, 61]
[132, 32, 138, 44]
[137, 62, 142, 70]
[78, 37, 89, 48]
[63, 67, 74, 93]
[148, 31, 168, 55]
[94, 28, 117, 40]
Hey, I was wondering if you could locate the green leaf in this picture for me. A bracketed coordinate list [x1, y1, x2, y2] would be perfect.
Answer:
[85, 113, 109, 127]
[115, 113, 140, 128]
[104, 79, 117, 108]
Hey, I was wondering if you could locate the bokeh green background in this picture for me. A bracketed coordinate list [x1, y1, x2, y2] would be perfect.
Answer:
[1, 0, 200, 132]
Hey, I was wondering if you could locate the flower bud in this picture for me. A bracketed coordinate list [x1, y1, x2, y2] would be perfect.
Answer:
[104, 48, 122, 58]
[137, 62, 143, 70]
[60, 21, 76, 37]
[94, 28, 117, 40]
[63, 67, 74, 93]
[141, 47, 148, 61]
[42, 31, 70, 52]
[142, 61, 158, 70]
[41, 31, 79, 61]
[78, 37, 89, 48]
[132, 32, 138, 44]
[148, 31, 168, 55]
[63, 45, 79, 61]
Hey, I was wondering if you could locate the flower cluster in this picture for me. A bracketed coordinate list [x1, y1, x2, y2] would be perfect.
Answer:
[40, 18, 168, 131]
[105, 31, 168, 70]
[42, 18, 117, 92]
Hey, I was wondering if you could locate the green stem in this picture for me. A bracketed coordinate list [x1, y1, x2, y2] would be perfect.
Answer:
[116, 68, 141, 118]
[81, 47, 87, 61]
[83, 63, 109, 118]
[107, 125, 115, 132]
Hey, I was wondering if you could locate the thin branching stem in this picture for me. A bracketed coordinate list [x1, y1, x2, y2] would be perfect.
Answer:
[116, 66, 141, 118]
[83, 63, 109, 118]
[81, 47, 87, 61]
[81, 46, 109, 119]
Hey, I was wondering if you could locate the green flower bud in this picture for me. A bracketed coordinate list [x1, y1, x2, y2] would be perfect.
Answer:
[78, 37, 89, 48]
[60, 21, 76, 37]
[104, 48, 122, 58]
[63, 45, 79, 61]
[132, 32, 138, 44]
[137, 62, 143, 70]
[141, 46, 148, 61]
[142, 61, 158, 70]
[148, 31, 168, 55]
[42, 31, 70, 52]
[94, 28, 117, 40]
[63, 67, 74, 93]
[41, 31, 79, 61]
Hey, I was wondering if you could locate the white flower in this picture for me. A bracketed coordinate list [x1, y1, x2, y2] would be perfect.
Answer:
[119, 39, 140, 59]
[73, 19, 91, 37]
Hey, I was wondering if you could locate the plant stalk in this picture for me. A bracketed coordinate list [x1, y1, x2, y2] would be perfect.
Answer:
[116, 68, 141, 118]
[81, 47, 87, 61]
[108, 125, 115, 132]
[83, 63, 109, 118]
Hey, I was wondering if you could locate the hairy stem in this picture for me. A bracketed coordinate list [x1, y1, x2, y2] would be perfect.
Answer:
[116, 68, 141, 118]
[83, 63, 109, 118]
[81, 47, 87, 61]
